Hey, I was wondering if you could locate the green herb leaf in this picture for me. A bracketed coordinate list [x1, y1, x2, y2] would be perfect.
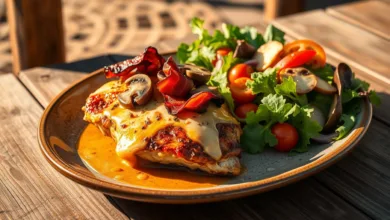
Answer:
[263, 24, 285, 44]
[306, 64, 334, 83]
[335, 114, 356, 140]
[190, 17, 210, 41]
[208, 52, 238, 111]
[290, 106, 322, 153]
[308, 92, 333, 116]
[275, 77, 308, 106]
[241, 124, 277, 154]
[239, 26, 265, 48]
[369, 90, 381, 106]
[247, 68, 278, 95]
[241, 94, 300, 153]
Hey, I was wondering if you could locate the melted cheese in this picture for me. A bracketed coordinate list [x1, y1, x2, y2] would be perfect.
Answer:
[88, 81, 239, 162]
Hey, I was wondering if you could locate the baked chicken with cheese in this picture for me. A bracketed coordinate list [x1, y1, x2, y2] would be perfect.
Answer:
[82, 47, 242, 175]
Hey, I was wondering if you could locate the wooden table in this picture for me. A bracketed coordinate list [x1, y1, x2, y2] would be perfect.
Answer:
[1, 1, 390, 219]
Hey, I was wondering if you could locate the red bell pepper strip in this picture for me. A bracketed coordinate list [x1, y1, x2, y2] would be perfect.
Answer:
[275, 50, 316, 70]
[156, 57, 194, 98]
[164, 92, 217, 115]
[104, 47, 165, 80]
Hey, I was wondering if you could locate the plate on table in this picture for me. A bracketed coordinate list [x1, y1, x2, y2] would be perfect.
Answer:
[38, 58, 372, 204]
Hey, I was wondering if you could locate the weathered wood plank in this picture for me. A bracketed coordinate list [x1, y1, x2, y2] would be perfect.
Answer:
[272, 10, 390, 86]
[327, 1, 390, 40]
[316, 119, 390, 219]
[19, 56, 114, 107]
[113, 179, 369, 220]
[0, 74, 127, 219]
[5, 0, 65, 74]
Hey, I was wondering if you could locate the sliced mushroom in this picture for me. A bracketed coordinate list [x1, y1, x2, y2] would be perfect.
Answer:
[321, 64, 346, 133]
[311, 132, 338, 144]
[118, 74, 153, 109]
[233, 40, 256, 59]
[253, 41, 283, 71]
[322, 93, 342, 133]
[337, 63, 353, 90]
[314, 76, 337, 95]
[309, 105, 326, 127]
[279, 67, 317, 95]
[180, 64, 211, 86]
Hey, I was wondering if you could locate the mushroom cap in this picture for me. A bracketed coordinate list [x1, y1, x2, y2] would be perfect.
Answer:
[180, 64, 212, 86]
[118, 74, 153, 109]
[322, 93, 342, 133]
[233, 40, 256, 59]
[337, 63, 353, 90]
[279, 67, 317, 94]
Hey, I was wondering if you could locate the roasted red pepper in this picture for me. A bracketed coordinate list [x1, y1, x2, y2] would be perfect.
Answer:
[104, 47, 165, 81]
[164, 92, 217, 115]
[156, 57, 194, 98]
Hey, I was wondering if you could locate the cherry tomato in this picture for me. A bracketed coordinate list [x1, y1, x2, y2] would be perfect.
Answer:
[275, 50, 316, 70]
[212, 47, 232, 66]
[235, 103, 258, 119]
[283, 40, 326, 69]
[230, 77, 256, 104]
[228, 63, 254, 83]
[271, 123, 299, 152]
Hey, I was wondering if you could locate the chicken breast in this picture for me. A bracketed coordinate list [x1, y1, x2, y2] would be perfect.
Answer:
[83, 80, 242, 175]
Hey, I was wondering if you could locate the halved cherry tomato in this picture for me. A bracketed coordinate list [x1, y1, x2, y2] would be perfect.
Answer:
[271, 123, 299, 152]
[212, 47, 232, 66]
[275, 50, 316, 70]
[235, 103, 258, 119]
[228, 63, 254, 83]
[230, 77, 256, 104]
[283, 40, 326, 69]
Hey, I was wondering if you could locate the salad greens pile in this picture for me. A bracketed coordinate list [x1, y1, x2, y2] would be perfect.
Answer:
[177, 17, 380, 154]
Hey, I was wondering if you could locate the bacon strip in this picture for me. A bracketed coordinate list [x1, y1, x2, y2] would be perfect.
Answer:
[156, 57, 194, 98]
[104, 47, 165, 80]
[164, 92, 217, 115]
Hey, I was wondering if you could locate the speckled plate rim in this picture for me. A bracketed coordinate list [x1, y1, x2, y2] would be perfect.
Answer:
[38, 67, 373, 204]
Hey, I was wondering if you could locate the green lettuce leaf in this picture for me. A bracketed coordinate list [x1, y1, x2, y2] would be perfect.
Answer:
[289, 106, 322, 153]
[241, 94, 300, 153]
[263, 24, 285, 44]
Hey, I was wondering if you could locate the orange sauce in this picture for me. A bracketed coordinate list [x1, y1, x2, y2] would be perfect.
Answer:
[78, 124, 228, 189]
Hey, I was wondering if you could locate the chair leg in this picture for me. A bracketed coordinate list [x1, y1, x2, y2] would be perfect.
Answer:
[265, 0, 304, 21]
[6, 0, 65, 75]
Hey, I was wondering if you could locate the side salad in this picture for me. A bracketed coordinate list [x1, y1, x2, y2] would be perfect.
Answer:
[177, 18, 380, 154]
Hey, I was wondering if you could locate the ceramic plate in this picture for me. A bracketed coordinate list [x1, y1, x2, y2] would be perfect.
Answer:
[39, 66, 372, 204]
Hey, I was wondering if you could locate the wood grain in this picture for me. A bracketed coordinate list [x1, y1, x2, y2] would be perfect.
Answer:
[316, 119, 390, 219]
[5, 0, 65, 74]
[327, 1, 390, 40]
[113, 179, 369, 220]
[0, 74, 126, 219]
[272, 10, 390, 86]
[19, 56, 114, 107]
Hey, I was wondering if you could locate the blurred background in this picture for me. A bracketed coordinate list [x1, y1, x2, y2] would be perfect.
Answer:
[0, 0, 359, 74]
